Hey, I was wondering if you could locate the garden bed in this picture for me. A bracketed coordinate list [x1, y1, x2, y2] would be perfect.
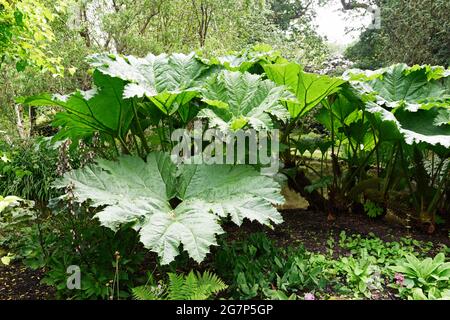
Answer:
[1, 209, 448, 300]
[225, 209, 450, 252]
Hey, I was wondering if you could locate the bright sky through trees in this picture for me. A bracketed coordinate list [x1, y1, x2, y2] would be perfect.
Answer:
[314, 0, 372, 46]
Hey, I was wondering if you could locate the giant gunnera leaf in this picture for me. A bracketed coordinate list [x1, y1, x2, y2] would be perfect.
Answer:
[263, 62, 346, 118]
[19, 71, 133, 141]
[346, 64, 450, 112]
[88, 52, 211, 115]
[197, 45, 287, 73]
[347, 64, 450, 149]
[55, 153, 284, 264]
[198, 70, 294, 131]
[365, 102, 450, 149]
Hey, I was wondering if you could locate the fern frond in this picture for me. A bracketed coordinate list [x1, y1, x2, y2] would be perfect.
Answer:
[134, 271, 228, 300]
[182, 271, 202, 300]
[196, 270, 228, 295]
[167, 272, 188, 300]
[132, 285, 160, 300]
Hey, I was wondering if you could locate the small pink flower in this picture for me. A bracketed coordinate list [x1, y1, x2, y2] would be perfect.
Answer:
[304, 293, 315, 300]
[394, 273, 404, 286]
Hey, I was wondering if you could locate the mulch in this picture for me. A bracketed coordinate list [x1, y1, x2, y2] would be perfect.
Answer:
[0, 263, 54, 300]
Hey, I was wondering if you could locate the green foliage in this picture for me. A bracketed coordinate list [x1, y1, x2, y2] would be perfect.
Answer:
[264, 62, 346, 119]
[199, 70, 292, 131]
[0, 195, 22, 213]
[295, 132, 332, 156]
[331, 231, 449, 300]
[55, 152, 283, 264]
[337, 255, 381, 298]
[132, 270, 227, 300]
[39, 199, 146, 300]
[333, 64, 450, 221]
[0, 0, 63, 74]
[0, 136, 97, 203]
[0, 194, 56, 269]
[337, 231, 434, 267]
[198, 44, 288, 74]
[21, 50, 293, 152]
[214, 233, 331, 299]
[409, 288, 450, 300]
[389, 253, 450, 300]
[344, 0, 450, 68]
[0, 195, 37, 267]
[364, 200, 383, 218]
[0, 139, 60, 202]
[88, 52, 211, 114]
[2, 27, 450, 303]
[214, 231, 446, 300]
[0, 154, 146, 299]
[344, 29, 384, 70]
[19, 72, 134, 143]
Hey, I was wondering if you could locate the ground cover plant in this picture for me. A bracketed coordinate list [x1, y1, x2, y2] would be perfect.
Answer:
[0, 0, 449, 302]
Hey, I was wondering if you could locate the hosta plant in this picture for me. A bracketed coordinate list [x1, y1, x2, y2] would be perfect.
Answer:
[389, 253, 450, 300]
[409, 288, 450, 300]
[337, 255, 381, 299]
[55, 152, 284, 264]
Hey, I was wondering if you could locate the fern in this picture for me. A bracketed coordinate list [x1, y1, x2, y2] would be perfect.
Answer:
[132, 285, 161, 300]
[195, 270, 228, 298]
[132, 270, 227, 300]
[167, 273, 188, 300]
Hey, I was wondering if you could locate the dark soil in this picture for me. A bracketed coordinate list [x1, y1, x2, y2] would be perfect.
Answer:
[222, 209, 450, 254]
[0, 263, 54, 300]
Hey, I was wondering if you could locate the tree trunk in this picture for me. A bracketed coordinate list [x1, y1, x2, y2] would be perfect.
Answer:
[29, 106, 36, 137]
[14, 104, 26, 139]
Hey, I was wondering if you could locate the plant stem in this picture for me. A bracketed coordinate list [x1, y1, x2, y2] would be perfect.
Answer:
[427, 164, 450, 215]
[118, 136, 131, 155]
[398, 144, 420, 214]
[132, 101, 151, 155]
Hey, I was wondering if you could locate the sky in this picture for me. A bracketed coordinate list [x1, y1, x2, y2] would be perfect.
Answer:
[313, 1, 373, 46]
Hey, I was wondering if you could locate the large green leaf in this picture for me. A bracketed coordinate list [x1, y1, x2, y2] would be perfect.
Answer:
[56, 153, 284, 264]
[178, 164, 284, 226]
[54, 153, 176, 231]
[365, 102, 450, 148]
[89, 52, 210, 114]
[315, 92, 375, 151]
[139, 202, 223, 264]
[198, 45, 287, 73]
[20, 71, 133, 140]
[263, 62, 346, 118]
[348, 64, 450, 112]
[348, 64, 450, 149]
[198, 70, 293, 131]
